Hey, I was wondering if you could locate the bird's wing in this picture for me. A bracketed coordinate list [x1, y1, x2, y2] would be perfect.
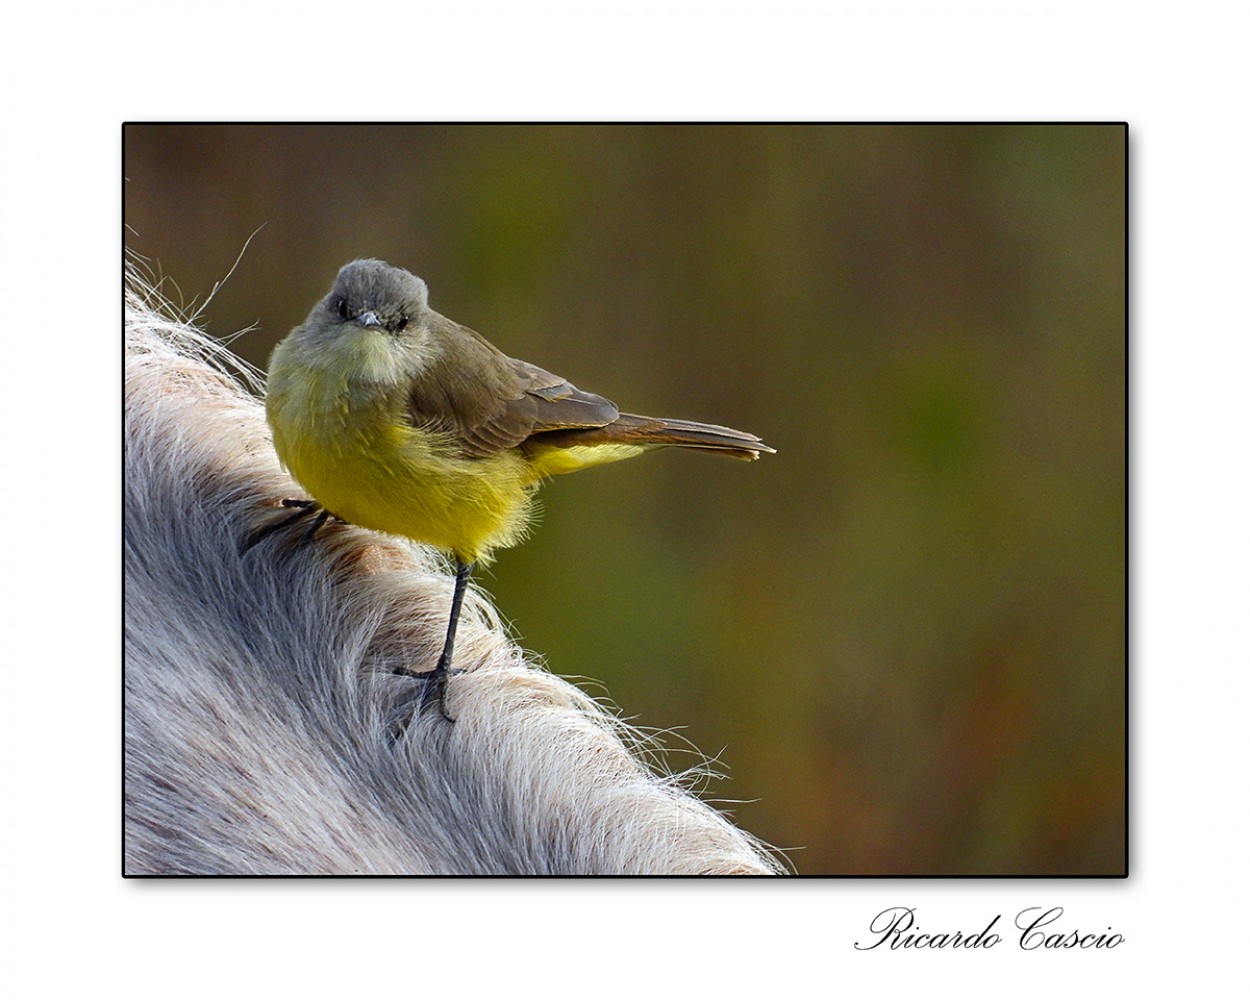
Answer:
[406, 319, 619, 458]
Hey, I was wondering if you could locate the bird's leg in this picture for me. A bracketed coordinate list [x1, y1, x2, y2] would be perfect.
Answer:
[239, 498, 323, 553]
[298, 509, 332, 546]
[397, 559, 474, 723]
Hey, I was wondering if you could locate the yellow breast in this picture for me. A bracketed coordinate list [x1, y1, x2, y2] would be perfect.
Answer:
[265, 353, 534, 564]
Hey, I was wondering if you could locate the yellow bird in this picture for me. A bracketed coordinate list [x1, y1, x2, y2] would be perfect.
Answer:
[257, 259, 773, 719]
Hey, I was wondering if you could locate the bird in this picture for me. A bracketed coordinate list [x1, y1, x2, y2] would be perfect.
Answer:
[254, 259, 774, 720]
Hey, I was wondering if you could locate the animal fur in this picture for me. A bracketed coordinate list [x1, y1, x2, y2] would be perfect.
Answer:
[123, 267, 782, 876]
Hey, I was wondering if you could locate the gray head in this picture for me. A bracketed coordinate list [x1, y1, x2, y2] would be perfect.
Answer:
[323, 259, 430, 335]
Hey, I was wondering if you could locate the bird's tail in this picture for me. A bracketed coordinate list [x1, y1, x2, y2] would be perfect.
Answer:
[532, 413, 775, 463]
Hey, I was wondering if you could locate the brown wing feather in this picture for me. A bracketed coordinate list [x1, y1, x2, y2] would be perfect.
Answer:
[407, 315, 619, 459]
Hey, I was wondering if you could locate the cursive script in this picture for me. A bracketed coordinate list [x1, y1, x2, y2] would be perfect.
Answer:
[855, 906, 1125, 951]
[855, 907, 1001, 950]
[1015, 906, 1125, 950]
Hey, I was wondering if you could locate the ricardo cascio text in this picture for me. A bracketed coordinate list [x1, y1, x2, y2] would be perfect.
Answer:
[854, 906, 1125, 951]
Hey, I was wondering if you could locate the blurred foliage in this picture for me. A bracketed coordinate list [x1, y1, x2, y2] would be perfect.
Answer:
[124, 124, 1125, 875]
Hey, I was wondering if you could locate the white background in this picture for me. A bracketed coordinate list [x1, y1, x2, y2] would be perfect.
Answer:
[4, 1, 1243, 995]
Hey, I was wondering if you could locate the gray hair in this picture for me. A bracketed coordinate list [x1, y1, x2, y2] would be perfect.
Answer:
[124, 267, 782, 875]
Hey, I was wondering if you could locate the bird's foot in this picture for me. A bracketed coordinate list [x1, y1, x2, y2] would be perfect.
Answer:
[393, 663, 459, 724]
[240, 498, 338, 553]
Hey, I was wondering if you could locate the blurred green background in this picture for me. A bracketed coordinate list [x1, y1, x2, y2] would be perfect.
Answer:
[124, 124, 1125, 875]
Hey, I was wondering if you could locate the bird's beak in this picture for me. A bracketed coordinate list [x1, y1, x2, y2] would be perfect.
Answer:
[357, 310, 382, 328]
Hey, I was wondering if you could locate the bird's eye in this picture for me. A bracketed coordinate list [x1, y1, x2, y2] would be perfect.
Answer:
[393, 316, 408, 332]
[333, 296, 350, 320]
